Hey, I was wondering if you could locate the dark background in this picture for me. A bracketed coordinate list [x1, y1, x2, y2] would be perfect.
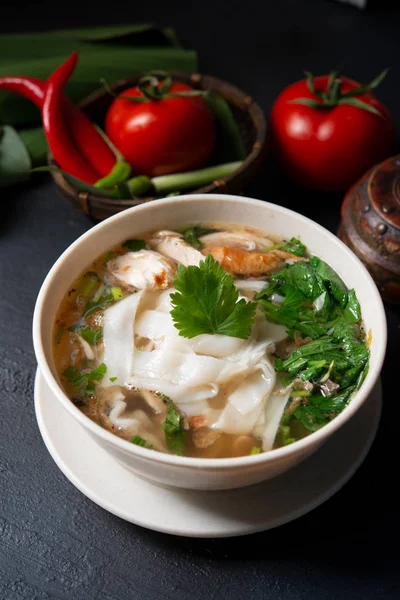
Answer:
[1, 1, 400, 598]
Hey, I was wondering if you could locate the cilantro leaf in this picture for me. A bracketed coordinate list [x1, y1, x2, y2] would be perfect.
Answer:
[122, 239, 146, 251]
[162, 403, 186, 455]
[170, 254, 257, 339]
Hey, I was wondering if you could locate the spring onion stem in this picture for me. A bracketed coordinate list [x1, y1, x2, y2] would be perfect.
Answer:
[152, 161, 242, 195]
[127, 161, 243, 197]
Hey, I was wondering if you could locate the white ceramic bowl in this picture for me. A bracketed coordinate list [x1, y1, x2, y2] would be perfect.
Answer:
[33, 194, 387, 491]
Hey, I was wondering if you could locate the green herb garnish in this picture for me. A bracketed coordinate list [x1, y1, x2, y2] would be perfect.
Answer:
[177, 225, 215, 249]
[111, 286, 123, 300]
[63, 363, 107, 397]
[68, 324, 102, 346]
[77, 272, 99, 297]
[122, 239, 146, 252]
[278, 425, 296, 446]
[170, 254, 257, 339]
[162, 403, 186, 456]
[257, 251, 369, 439]
[109, 376, 117, 383]
[250, 446, 261, 455]
[131, 435, 153, 449]
[83, 292, 114, 318]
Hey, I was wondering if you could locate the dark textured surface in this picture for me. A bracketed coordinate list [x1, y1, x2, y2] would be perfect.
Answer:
[1, 1, 400, 598]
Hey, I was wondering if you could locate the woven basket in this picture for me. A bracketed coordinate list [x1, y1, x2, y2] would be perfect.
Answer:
[49, 71, 268, 221]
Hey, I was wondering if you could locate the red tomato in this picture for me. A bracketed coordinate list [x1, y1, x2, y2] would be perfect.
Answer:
[270, 74, 396, 191]
[105, 81, 216, 177]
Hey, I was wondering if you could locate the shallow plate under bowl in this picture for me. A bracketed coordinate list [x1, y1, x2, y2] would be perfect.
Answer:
[34, 368, 381, 538]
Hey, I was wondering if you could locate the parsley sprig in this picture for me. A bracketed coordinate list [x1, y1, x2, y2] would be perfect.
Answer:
[170, 254, 257, 339]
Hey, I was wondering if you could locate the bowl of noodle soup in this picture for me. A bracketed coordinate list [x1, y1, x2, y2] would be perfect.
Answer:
[33, 194, 386, 490]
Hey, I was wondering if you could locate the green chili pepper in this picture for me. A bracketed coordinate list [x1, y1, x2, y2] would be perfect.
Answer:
[94, 160, 131, 189]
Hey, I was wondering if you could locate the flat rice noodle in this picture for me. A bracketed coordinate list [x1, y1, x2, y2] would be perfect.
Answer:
[109, 399, 141, 430]
[102, 291, 144, 387]
[228, 359, 276, 415]
[128, 375, 218, 403]
[254, 388, 291, 451]
[154, 289, 173, 312]
[212, 400, 264, 435]
[135, 309, 177, 340]
[176, 400, 210, 417]
[234, 279, 268, 294]
[132, 339, 241, 388]
[212, 359, 275, 434]
[255, 318, 288, 344]
[187, 333, 245, 358]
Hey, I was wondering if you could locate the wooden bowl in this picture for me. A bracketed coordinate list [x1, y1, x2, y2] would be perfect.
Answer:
[49, 71, 268, 221]
[339, 153, 400, 304]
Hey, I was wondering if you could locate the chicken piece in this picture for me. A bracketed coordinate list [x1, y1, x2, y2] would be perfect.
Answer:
[107, 250, 176, 290]
[148, 230, 203, 266]
[200, 230, 273, 252]
[203, 246, 305, 276]
[192, 427, 221, 449]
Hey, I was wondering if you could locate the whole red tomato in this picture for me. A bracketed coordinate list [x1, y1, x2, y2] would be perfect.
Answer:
[105, 79, 216, 177]
[270, 71, 396, 191]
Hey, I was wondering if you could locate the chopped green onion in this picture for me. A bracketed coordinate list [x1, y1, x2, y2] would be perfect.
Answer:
[109, 376, 117, 382]
[279, 425, 296, 446]
[111, 286, 123, 300]
[131, 435, 153, 449]
[80, 327, 102, 346]
[250, 446, 261, 455]
[77, 272, 99, 297]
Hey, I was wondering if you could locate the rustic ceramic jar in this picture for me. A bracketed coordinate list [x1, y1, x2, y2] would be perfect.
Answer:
[339, 154, 400, 304]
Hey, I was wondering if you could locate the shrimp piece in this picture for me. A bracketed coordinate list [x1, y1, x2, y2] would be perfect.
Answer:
[203, 246, 305, 276]
[148, 230, 203, 266]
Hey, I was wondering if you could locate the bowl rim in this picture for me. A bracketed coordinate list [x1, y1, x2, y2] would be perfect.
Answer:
[32, 194, 387, 469]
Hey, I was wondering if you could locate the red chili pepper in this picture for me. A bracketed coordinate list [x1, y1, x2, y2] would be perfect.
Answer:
[42, 52, 101, 184]
[0, 76, 115, 177]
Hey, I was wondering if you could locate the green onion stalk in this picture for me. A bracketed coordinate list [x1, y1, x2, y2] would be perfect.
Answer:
[127, 160, 243, 197]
